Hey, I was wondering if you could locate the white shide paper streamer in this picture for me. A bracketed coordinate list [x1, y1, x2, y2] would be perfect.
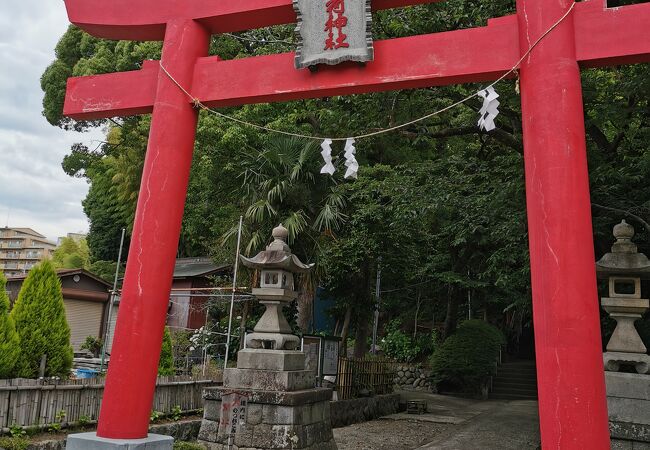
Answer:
[477, 86, 500, 132]
[320, 138, 336, 175]
[343, 138, 359, 179]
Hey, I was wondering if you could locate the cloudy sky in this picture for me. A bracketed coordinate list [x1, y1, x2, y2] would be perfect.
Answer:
[0, 1, 104, 243]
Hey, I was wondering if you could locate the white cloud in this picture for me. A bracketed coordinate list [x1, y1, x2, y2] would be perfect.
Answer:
[0, 1, 105, 242]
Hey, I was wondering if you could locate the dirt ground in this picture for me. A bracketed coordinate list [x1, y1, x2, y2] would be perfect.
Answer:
[333, 418, 453, 450]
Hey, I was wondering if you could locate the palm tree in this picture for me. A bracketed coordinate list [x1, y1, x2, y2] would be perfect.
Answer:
[224, 136, 348, 331]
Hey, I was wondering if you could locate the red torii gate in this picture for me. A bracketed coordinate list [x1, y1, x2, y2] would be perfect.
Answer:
[61, 0, 650, 447]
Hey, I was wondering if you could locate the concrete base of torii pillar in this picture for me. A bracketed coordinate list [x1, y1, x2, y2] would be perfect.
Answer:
[198, 349, 337, 450]
[66, 433, 173, 449]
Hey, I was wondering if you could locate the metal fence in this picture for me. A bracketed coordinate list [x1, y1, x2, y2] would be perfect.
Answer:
[0, 375, 218, 432]
[336, 357, 399, 400]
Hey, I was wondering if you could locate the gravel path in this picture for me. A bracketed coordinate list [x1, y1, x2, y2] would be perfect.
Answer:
[333, 418, 452, 450]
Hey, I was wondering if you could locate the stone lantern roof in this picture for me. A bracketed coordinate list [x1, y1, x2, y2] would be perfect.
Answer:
[596, 220, 650, 279]
[240, 224, 314, 273]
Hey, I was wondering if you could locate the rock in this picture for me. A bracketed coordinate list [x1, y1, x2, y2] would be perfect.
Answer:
[397, 370, 405, 378]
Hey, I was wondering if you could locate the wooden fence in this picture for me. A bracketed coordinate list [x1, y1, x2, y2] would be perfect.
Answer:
[336, 357, 400, 400]
[0, 375, 218, 432]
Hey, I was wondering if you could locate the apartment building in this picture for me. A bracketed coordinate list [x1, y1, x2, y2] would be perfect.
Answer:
[0, 227, 57, 277]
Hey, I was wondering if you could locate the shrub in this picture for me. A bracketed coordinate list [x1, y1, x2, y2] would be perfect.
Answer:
[0, 437, 29, 450]
[80, 336, 103, 357]
[0, 273, 20, 378]
[430, 320, 505, 394]
[10, 261, 73, 378]
[158, 327, 175, 376]
[173, 442, 206, 450]
[381, 319, 438, 362]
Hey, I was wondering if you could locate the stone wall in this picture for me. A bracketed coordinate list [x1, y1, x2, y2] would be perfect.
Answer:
[392, 365, 433, 391]
[607, 372, 650, 450]
[330, 393, 401, 428]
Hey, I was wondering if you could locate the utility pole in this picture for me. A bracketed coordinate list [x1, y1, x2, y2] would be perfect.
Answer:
[371, 257, 381, 354]
[100, 228, 126, 372]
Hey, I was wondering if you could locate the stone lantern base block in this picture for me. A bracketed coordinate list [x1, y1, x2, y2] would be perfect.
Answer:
[606, 372, 650, 446]
[66, 433, 173, 449]
[199, 387, 337, 450]
[237, 348, 306, 371]
[224, 367, 316, 391]
[604, 352, 650, 374]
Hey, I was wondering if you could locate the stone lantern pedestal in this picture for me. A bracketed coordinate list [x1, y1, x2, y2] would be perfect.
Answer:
[198, 225, 337, 450]
[596, 220, 650, 447]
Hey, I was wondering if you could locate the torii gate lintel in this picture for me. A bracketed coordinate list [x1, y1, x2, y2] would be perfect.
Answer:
[61, 0, 650, 447]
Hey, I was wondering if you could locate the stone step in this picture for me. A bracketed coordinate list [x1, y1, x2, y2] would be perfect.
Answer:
[495, 369, 537, 377]
[492, 380, 538, 390]
[493, 376, 537, 385]
[489, 392, 538, 400]
[490, 386, 538, 396]
[490, 360, 538, 400]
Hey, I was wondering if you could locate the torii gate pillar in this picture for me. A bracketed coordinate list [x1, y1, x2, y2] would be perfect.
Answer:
[517, 0, 610, 446]
[95, 20, 210, 440]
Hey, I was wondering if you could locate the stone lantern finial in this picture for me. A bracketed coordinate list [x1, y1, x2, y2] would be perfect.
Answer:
[272, 223, 289, 240]
[612, 219, 637, 254]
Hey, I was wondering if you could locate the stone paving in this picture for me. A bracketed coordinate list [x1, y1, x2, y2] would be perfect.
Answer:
[334, 391, 540, 450]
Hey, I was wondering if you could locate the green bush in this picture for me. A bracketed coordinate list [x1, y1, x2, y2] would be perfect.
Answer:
[0, 437, 29, 450]
[80, 336, 103, 357]
[430, 320, 505, 394]
[10, 260, 73, 378]
[173, 442, 206, 450]
[381, 319, 438, 362]
[0, 273, 20, 378]
[158, 327, 175, 376]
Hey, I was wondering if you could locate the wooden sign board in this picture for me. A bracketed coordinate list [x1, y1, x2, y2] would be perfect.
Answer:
[294, 0, 374, 68]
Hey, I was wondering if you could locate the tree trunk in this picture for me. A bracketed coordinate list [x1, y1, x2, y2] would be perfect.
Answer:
[443, 287, 459, 340]
[339, 305, 352, 357]
[296, 289, 313, 333]
[353, 314, 370, 358]
[414, 289, 422, 339]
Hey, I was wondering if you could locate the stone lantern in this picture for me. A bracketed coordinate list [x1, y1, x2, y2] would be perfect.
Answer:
[596, 220, 650, 374]
[198, 225, 337, 450]
[239, 224, 313, 352]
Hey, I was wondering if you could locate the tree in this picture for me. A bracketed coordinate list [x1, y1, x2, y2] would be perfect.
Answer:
[10, 260, 73, 378]
[52, 237, 91, 270]
[0, 273, 20, 378]
[158, 327, 175, 376]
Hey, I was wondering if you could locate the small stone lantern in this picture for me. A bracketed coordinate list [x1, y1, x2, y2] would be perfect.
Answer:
[240, 224, 314, 351]
[596, 220, 650, 374]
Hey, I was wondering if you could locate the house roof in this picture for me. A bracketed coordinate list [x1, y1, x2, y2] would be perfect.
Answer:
[173, 258, 230, 278]
[1, 227, 46, 239]
[6, 268, 112, 287]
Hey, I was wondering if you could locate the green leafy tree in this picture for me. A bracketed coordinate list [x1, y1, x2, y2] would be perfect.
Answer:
[0, 273, 20, 378]
[158, 327, 175, 376]
[52, 237, 90, 270]
[10, 261, 73, 378]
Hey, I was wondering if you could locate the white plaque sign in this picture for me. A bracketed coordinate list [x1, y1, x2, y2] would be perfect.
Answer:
[294, 0, 374, 69]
